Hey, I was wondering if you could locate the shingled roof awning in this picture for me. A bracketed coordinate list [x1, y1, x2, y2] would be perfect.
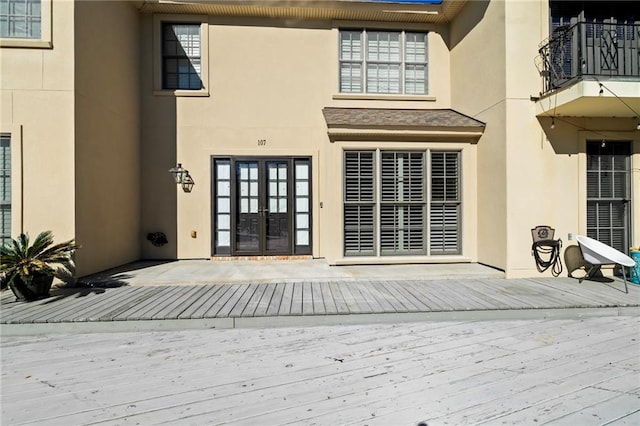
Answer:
[322, 107, 485, 142]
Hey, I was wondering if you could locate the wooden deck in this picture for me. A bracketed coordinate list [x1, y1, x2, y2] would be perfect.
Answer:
[2, 277, 639, 332]
[2, 317, 639, 425]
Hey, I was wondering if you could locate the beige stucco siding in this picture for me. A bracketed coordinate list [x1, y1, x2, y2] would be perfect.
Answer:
[0, 0, 75, 244]
[74, 0, 141, 276]
[140, 15, 459, 261]
[450, 0, 507, 270]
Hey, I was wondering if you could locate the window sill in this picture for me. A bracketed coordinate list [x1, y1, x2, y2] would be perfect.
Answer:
[334, 255, 471, 265]
[0, 39, 52, 49]
[153, 89, 210, 97]
[333, 94, 436, 101]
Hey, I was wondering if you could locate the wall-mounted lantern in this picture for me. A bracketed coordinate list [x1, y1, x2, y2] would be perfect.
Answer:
[181, 172, 195, 193]
[169, 163, 195, 192]
[168, 163, 187, 184]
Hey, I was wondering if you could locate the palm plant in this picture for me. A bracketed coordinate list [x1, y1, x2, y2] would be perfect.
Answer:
[1, 231, 79, 301]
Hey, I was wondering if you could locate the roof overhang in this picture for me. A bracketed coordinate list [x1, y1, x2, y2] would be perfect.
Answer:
[536, 79, 640, 119]
[140, 0, 468, 24]
[323, 107, 485, 142]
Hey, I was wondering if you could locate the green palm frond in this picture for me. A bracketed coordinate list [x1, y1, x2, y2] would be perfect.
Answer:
[0, 231, 79, 286]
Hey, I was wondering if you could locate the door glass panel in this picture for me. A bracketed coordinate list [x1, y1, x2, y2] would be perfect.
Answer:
[236, 161, 259, 252]
[266, 161, 289, 252]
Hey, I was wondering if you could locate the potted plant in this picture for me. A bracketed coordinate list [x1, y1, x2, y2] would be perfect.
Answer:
[0, 231, 79, 302]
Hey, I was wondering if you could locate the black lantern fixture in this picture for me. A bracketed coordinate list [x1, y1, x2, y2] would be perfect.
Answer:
[181, 172, 195, 193]
[168, 163, 187, 184]
[169, 163, 195, 192]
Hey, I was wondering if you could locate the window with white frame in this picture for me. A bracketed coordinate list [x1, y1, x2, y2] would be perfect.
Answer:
[0, 135, 11, 248]
[339, 30, 428, 95]
[162, 23, 202, 90]
[0, 0, 40, 39]
[344, 150, 460, 257]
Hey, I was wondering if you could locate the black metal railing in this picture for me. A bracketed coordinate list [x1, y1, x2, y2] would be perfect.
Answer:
[538, 21, 640, 94]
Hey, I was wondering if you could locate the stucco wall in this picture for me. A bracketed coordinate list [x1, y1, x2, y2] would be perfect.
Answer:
[0, 0, 75, 245]
[139, 15, 457, 261]
[450, 0, 507, 270]
[74, 1, 141, 276]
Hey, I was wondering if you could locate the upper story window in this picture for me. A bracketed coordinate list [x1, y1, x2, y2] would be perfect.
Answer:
[0, 0, 40, 39]
[340, 30, 428, 95]
[162, 23, 202, 90]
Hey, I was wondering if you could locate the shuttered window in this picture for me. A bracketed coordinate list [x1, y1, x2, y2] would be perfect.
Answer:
[586, 141, 631, 253]
[430, 152, 461, 254]
[0, 135, 10, 248]
[339, 30, 428, 95]
[380, 152, 425, 255]
[344, 152, 375, 255]
[344, 150, 461, 257]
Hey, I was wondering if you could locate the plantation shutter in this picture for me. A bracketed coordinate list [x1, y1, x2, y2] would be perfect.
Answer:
[344, 151, 375, 255]
[430, 152, 461, 254]
[586, 141, 631, 252]
[380, 152, 425, 255]
[0, 135, 10, 248]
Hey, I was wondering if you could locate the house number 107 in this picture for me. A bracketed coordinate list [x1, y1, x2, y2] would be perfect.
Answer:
[258, 139, 267, 146]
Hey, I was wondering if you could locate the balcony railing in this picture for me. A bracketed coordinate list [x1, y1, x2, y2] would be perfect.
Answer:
[538, 21, 640, 94]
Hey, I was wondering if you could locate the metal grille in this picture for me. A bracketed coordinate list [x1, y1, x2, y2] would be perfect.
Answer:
[0, 135, 10, 248]
[586, 141, 631, 253]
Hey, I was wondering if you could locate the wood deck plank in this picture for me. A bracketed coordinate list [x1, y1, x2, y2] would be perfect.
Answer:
[109, 287, 176, 321]
[426, 279, 493, 310]
[253, 283, 277, 317]
[311, 282, 326, 314]
[137, 286, 192, 320]
[329, 281, 351, 314]
[1, 287, 127, 323]
[83, 288, 157, 321]
[159, 285, 212, 319]
[386, 280, 431, 311]
[241, 284, 268, 317]
[278, 283, 295, 316]
[319, 282, 338, 314]
[215, 284, 253, 318]
[403, 280, 458, 311]
[351, 282, 384, 312]
[97, 287, 169, 321]
[177, 285, 226, 319]
[288, 283, 303, 315]
[266, 283, 285, 316]
[302, 282, 314, 315]
[355, 281, 394, 312]
[368, 281, 409, 312]
[338, 282, 367, 313]
[189, 285, 236, 319]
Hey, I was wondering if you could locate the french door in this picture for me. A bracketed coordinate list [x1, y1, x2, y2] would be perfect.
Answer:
[586, 141, 632, 253]
[212, 157, 311, 256]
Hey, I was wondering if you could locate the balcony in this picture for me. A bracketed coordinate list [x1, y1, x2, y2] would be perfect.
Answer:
[538, 21, 640, 95]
